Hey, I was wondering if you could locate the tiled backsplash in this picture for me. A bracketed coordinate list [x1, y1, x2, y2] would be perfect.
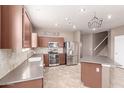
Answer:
[0, 49, 33, 79]
[34, 47, 64, 54]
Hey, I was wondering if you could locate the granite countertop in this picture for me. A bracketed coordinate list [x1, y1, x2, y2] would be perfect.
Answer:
[80, 56, 117, 66]
[0, 54, 44, 86]
[31, 54, 43, 57]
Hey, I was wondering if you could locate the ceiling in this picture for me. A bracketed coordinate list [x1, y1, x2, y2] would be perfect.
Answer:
[25, 5, 124, 33]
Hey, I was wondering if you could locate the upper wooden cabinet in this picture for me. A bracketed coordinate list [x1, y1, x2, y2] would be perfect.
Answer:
[1, 5, 23, 49]
[38, 37, 64, 47]
[22, 8, 32, 48]
[0, 6, 32, 49]
[0, 6, 1, 48]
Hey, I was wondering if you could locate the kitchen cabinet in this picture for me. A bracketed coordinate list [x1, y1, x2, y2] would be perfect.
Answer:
[51, 37, 64, 47]
[43, 54, 49, 67]
[1, 5, 23, 49]
[0, 6, 1, 48]
[0, 78, 43, 88]
[38, 36, 64, 47]
[59, 53, 65, 65]
[0, 6, 32, 49]
[22, 8, 32, 48]
[32, 33, 37, 48]
[38, 37, 49, 47]
[81, 62, 102, 88]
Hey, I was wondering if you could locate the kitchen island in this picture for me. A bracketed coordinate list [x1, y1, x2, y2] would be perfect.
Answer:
[0, 54, 44, 88]
[80, 56, 116, 88]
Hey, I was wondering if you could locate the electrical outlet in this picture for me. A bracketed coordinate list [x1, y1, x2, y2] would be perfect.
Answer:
[96, 68, 100, 72]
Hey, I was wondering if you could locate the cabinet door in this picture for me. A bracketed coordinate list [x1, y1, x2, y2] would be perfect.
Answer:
[1, 6, 23, 49]
[81, 62, 102, 88]
[0, 5, 1, 48]
[50, 37, 64, 47]
[38, 37, 49, 47]
[44, 54, 49, 67]
[22, 8, 31, 48]
[59, 53, 65, 65]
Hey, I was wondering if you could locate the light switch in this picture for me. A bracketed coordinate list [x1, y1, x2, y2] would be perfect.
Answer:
[96, 68, 100, 72]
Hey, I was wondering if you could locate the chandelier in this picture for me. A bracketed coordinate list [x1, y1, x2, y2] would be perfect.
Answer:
[88, 13, 103, 30]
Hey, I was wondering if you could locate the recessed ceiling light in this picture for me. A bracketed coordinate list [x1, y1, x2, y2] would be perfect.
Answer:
[92, 28, 96, 31]
[73, 25, 76, 29]
[108, 15, 112, 19]
[55, 23, 58, 26]
[65, 17, 68, 21]
[80, 8, 86, 13]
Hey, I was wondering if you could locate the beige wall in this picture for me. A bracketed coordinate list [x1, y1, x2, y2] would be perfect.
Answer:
[93, 31, 108, 56]
[108, 25, 124, 60]
[35, 28, 74, 41]
[73, 31, 80, 43]
[93, 31, 108, 49]
[81, 33, 93, 57]
[81, 31, 108, 57]
[73, 31, 81, 62]
[108, 25, 124, 87]
[99, 46, 108, 56]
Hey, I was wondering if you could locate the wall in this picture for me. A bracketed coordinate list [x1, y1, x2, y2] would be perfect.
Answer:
[108, 25, 124, 87]
[81, 33, 93, 57]
[93, 31, 108, 49]
[35, 28, 74, 41]
[80, 34, 83, 58]
[108, 26, 124, 60]
[93, 31, 108, 56]
[0, 49, 32, 79]
[73, 31, 81, 63]
[98, 46, 108, 56]
[80, 31, 108, 57]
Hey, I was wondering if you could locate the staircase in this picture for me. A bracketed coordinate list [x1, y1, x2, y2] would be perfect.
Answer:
[93, 31, 109, 56]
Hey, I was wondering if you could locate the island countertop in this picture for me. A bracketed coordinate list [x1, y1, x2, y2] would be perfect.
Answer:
[80, 56, 117, 66]
[0, 55, 44, 86]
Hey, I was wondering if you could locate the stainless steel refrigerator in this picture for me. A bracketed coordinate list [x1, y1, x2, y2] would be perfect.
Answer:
[64, 41, 79, 65]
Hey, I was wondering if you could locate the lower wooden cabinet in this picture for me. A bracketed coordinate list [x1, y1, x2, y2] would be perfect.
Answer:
[81, 62, 102, 88]
[43, 54, 49, 67]
[59, 53, 65, 65]
[0, 78, 43, 88]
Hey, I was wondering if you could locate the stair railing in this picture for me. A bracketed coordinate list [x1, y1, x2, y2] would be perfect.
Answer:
[93, 34, 110, 51]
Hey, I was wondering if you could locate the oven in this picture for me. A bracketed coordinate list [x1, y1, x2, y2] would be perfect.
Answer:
[48, 42, 59, 66]
[48, 52, 59, 66]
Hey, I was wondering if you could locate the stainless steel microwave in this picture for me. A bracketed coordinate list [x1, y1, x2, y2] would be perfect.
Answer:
[48, 42, 59, 48]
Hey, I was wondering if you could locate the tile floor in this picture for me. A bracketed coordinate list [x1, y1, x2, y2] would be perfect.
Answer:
[44, 64, 87, 88]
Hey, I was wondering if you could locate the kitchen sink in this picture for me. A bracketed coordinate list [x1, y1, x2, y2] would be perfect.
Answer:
[28, 57, 41, 62]
[28, 54, 44, 67]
